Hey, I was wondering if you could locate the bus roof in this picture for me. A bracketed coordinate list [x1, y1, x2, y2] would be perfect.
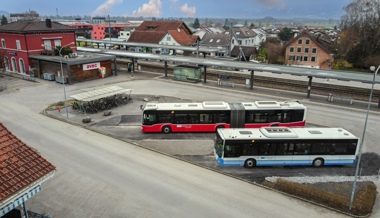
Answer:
[143, 100, 306, 111]
[241, 100, 306, 110]
[218, 127, 358, 140]
[143, 101, 230, 111]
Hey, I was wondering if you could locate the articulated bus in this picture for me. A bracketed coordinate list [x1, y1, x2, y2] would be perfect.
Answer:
[214, 127, 359, 168]
[141, 100, 307, 133]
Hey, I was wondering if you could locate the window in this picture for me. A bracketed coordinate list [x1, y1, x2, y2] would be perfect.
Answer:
[167, 36, 171, 41]
[311, 56, 316, 62]
[297, 47, 301, 52]
[54, 39, 61, 47]
[175, 114, 188, 124]
[200, 113, 212, 123]
[303, 56, 308, 62]
[288, 56, 295, 61]
[209, 39, 214, 42]
[289, 47, 294, 52]
[312, 48, 317, 53]
[306, 39, 310, 44]
[43, 40, 52, 50]
[238, 40, 242, 45]
[16, 40, 21, 50]
[216, 39, 220, 43]
[298, 39, 302, 44]
[304, 48, 309, 53]
[1, 39, 5, 48]
[189, 114, 199, 124]
[158, 113, 174, 123]
[296, 56, 301, 61]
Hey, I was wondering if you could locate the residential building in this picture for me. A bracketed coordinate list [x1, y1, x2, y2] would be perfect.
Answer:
[0, 19, 116, 83]
[201, 33, 236, 57]
[284, 31, 334, 69]
[225, 26, 265, 49]
[0, 19, 77, 75]
[127, 20, 198, 54]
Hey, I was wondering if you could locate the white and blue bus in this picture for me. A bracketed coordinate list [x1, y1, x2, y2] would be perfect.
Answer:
[214, 127, 359, 168]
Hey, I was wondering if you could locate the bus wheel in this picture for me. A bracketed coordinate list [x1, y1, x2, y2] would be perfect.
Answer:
[312, 158, 324, 167]
[244, 159, 256, 168]
[162, 126, 171, 134]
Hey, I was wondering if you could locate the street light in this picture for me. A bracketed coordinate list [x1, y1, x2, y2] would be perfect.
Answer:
[59, 42, 74, 119]
[349, 65, 379, 210]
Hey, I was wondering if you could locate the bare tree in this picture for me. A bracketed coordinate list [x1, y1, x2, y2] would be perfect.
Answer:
[340, 0, 380, 68]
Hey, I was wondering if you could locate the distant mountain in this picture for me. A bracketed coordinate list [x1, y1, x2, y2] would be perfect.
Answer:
[0, 11, 10, 17]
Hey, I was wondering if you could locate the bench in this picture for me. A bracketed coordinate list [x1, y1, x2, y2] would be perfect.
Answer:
[327, 93, 353, 105]
[218, 79, 235, 87]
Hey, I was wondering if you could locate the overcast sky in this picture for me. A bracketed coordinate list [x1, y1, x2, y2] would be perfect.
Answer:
[2, 0, 352, 19]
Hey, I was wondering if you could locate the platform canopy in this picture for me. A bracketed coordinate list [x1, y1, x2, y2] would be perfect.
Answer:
[70, 86, 132, 102]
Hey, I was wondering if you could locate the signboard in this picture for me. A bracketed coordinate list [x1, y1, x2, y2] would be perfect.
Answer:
[8, 52, 17, 56]
[83, 62, 101, 71]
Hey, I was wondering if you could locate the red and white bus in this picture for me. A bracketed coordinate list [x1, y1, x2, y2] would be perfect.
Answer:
[141, 100, 307, 133]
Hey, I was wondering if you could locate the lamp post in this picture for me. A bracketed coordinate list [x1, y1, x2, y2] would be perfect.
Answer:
[349, 65, 379, 210]
[59, 42, 74, 119]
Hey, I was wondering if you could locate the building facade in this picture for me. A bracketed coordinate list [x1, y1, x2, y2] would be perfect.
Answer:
[284, 31, 334, 69]
[0, 19, 77, 75]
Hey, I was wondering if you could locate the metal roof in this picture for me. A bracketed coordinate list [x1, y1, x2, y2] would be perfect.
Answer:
[76, 38, 223, 53]
[28, 53, 116, 65]
[77, 46, 380, 84]
[70, 86, 132, 102]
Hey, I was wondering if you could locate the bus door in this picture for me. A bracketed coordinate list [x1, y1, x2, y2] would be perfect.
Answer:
[229, 103, 245, 128]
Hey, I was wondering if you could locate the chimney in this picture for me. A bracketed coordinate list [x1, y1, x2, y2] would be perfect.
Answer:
[46, 19, 52, 28]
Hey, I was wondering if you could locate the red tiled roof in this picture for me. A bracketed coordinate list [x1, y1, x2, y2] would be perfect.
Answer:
[168, 30, 197, 46]
[0, 122, 56, 202]
[128, 31, 166, 44]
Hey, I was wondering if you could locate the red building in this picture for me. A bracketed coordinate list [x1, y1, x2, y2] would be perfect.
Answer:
[0, 19, 77, 75]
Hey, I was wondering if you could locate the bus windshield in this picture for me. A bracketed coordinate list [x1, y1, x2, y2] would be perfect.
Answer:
[214, 134, 224, 158]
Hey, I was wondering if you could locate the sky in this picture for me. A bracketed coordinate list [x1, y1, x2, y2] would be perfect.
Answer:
[1, 0, 352, 19]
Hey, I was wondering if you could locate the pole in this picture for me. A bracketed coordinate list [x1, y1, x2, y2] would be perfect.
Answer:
[349, 65, 379, 210]
[59, 42, 74, 119]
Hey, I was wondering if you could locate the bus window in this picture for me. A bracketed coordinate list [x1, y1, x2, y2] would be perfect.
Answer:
[311, 142, 331, 155]
[143, 113, 157, 125]
[276, 142, 287, 155]
[214, 113, 229, 123]
[289, 110, 305, 122]
[258, 142, 276, 155]
[242, 142, 258, 155]
[347, 142, 357, 155]
[334, 143, 348, 154]
[158, 113, 174, 123]
[294, 143, 311, 155]
[175, 114, 188, 124]
[224, 144, 241, 157]
[245, 112, 254, 123]
[200, 113, 212, 123]
[189, 114, 199, 124]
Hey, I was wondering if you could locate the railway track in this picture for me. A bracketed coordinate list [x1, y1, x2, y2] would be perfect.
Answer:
[117, 60, 380, 103]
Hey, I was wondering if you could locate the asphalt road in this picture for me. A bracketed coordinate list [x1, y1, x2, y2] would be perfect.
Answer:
[1, 72, 380, 217]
